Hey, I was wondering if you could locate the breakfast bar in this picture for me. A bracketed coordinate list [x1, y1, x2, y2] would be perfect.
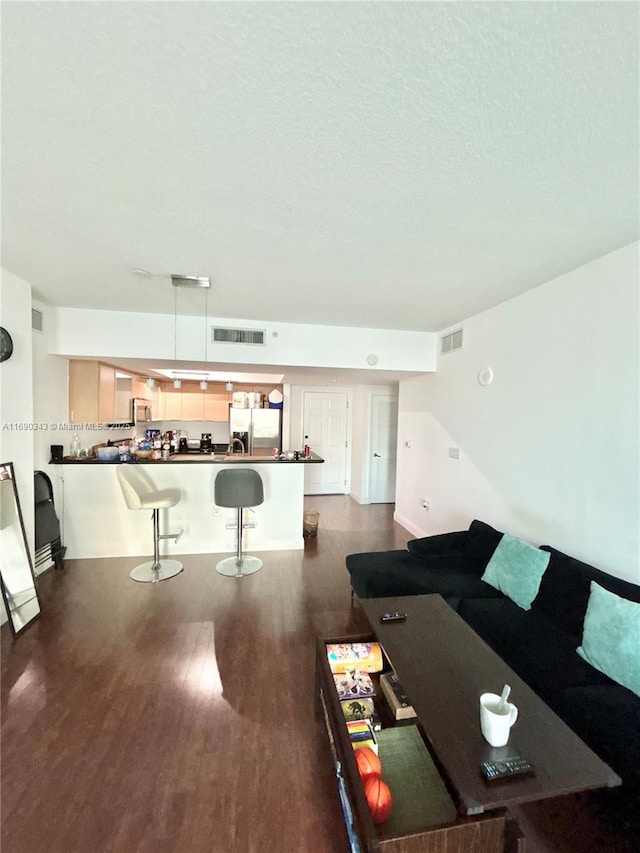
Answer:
[51, 453, 323, 560]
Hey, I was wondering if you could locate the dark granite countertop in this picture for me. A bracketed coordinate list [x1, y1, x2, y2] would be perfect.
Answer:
[53, 451, 324, 465]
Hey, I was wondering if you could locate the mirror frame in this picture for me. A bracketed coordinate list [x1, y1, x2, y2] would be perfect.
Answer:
[0, 461, 41, 636]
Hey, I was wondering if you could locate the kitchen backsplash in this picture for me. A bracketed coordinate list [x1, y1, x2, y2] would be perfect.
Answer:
[147, 420, 230, 443]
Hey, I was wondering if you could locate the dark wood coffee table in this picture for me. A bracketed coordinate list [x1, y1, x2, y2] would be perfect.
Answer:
[359, 594, 620, 817]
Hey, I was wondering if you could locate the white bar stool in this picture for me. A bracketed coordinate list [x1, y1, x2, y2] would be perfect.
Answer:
[214, 468, 264, 577]
[116, 465, 183, 583]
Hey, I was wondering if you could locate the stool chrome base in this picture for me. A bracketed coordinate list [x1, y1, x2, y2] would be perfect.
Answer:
[130, 559, 184, 583]
[216, 556, 263, 578]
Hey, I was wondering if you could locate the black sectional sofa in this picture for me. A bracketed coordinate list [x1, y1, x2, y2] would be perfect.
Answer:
[346, 520, 640, 834]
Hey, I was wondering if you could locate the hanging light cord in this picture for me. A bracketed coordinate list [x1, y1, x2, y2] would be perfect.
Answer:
[174, 286, 178, 362]
[204, 287, 209, 365]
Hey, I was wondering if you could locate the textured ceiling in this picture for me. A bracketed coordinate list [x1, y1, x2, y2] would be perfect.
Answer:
[2, 2, 638, 332]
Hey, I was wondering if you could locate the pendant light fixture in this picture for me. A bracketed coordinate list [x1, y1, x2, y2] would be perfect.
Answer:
[171, 273, 211, 390]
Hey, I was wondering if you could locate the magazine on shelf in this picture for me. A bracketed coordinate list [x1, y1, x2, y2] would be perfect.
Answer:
[379, 671, 417, 720]
[332, 670, 375, 701]
[325, 642, 384, 674]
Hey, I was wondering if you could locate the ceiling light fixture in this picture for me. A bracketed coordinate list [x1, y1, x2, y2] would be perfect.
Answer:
[225, 381, 233, 392]
[200, 379, 208, 391]
[171, 275, 211, 288]
[146, 377, 155, 389]
[173, 375, 182, 389]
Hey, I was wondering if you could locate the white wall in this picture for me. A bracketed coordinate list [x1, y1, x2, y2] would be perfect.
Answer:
[0, 270, 35, 546]
[31, 303, 69, 472]
[0, 271, 36, 621]
[395, 242, 640, 583]
[50, 307, 438, 373]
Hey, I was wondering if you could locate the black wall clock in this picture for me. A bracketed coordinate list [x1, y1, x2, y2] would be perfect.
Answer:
[0, 327, 14, 362]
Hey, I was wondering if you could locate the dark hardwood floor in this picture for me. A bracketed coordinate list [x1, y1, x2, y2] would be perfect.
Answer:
[1, 496, 632, 853]
[1, 496, 403, 853]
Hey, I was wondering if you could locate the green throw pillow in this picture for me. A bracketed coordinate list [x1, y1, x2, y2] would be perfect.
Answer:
[481, 532, 550, 611]
[577, 582, 640, 698]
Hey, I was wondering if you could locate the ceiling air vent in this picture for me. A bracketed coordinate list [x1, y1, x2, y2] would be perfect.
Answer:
[440, 328, 463, 355]
[212, 327, 266, 346]
[32, 308, 44, 332]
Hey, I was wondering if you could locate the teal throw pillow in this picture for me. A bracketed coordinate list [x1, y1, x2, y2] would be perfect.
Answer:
[481, 532, 550, 611]
[577, 582, 640, 698]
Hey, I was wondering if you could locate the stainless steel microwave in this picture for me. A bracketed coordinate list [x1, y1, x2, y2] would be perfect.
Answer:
[131, 398, 152, 424]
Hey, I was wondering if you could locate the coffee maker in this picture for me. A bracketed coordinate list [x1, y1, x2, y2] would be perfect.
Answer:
[200, 433, 212, 453]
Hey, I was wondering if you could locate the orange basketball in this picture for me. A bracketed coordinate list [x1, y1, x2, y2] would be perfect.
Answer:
[354, 746, 382, 781]
[364, 776, 393, 824]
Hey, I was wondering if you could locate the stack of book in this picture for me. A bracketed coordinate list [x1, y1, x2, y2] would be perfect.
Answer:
[327, 642, 383, 732]
[346, 719, 379, 754]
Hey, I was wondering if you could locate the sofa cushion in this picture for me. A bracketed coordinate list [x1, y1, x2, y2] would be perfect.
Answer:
[464, 520, 504, 573]
[481, 532, 550, 611]
[536, 546, 640, 643]
[457, 598, 611, 700]
[347, 550, 431, 598]
[577, 582, 640, 698]
[407, 530, 468, 560]
[553, 683, 640, 788]
[347, 549, 504, 601]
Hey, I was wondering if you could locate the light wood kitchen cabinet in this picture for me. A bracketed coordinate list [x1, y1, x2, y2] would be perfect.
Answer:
[131, 375, 151, 400]
[204, 389, 231, 421]
[181, 386, 205, 420]
[69, 360, 117, 424]
[161, 385, 183, 420]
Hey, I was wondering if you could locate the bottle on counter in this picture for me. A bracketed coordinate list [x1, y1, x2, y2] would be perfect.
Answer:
[304, 444, 311, 458]
[71, 432, 81, 457]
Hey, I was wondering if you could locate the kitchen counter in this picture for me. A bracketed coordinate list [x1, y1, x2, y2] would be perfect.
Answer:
[50, 453, 324, 560]
[56, 451, 324, 464]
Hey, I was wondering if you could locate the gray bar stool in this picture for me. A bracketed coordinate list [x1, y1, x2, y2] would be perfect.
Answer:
[116, 465, 183, 583]
[214, 468, 264, 577]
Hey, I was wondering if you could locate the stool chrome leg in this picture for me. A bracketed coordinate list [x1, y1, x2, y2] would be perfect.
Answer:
[130, 508, 184, 583]
[216, 506, 263, 578]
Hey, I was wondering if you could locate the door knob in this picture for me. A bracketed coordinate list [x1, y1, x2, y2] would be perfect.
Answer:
[373, 453, 381, 457]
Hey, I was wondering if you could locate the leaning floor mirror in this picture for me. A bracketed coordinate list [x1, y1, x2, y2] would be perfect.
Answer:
[0, 462, 41, 635]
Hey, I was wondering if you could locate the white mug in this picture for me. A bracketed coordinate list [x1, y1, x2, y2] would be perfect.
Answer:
[479, 692, 518, 747]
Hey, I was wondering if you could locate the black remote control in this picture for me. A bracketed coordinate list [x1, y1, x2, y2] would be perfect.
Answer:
[380, 612, 407, 623]
[480, 756, 534, 780]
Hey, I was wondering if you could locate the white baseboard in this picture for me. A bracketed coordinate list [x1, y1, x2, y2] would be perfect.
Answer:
[393, 511, 427, 539]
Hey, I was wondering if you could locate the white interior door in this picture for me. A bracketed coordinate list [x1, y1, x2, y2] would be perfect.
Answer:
[302, 391, 349, 494]
[369, 394, 398, 503]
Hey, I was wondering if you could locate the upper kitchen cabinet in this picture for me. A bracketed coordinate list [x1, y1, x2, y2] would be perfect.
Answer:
[69, 360, 116, 424]
[155, 382, 230, 421]
[181, 385, 205, 420]
[161, 385, 183, 420]
[131, 375, 151, 400]
[204, 388, 231, 421]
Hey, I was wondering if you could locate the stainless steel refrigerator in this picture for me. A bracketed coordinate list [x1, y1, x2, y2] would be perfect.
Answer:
[229, 407, 282, 456]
